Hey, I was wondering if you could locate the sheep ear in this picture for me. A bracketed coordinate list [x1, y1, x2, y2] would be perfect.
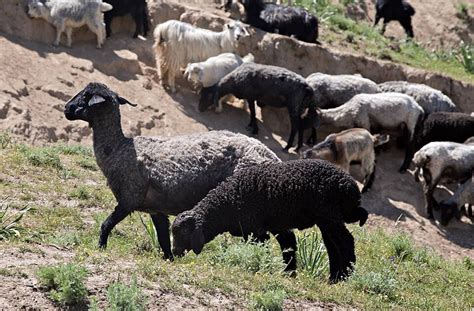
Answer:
[191, 227, 205, 255]
[118, 96, 137, 107]
[88, 94, 106, 106]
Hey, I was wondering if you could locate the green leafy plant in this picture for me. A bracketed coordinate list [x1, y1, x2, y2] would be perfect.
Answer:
[457, 41, 474, 73]
[297, 231, 328, 277]
[106, 278, 147, 311]
[139, 215, 159, 251]
[250, 289, 286, 311]
[18, 145, 62, 170]
[0, 200, 31, 240]
[0, 131, 12, 149]
[390, 234, 414, 261]
[350, 268, 397, 299]
[37, 263, 88, 306]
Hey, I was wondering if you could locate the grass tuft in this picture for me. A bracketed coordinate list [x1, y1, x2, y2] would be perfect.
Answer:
[37, 263, 88, 306]
[106, 277, 148, 311]
[250, 289, 286, 311]
[297, 231, 328, 277]
[0, 200, 31, 240]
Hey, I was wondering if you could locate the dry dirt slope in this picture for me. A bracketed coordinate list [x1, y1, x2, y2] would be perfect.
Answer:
[0, 0, 473, 308]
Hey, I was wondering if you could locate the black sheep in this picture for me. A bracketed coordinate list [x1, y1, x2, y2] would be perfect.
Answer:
[226, 0, 319, 43]
[172, 159, 368, 283]
[103, 0, 149, 38]
[374, 0, 415, 38]
[199, 63, 320, 151]
[400, 112, 474, 172]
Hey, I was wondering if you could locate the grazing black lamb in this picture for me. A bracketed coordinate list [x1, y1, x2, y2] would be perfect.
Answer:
[199, 63, 320, 151]
[225, 0, 319, 43]
[374, 0, 415, 38]
[172, 159, 368, 283]
[63, 82, 281, 260]
[103, 0, 149, 38]
[399, 112, 474, 173]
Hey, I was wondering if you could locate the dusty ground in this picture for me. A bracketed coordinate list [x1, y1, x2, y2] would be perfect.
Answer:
[0, 0, 473, 309]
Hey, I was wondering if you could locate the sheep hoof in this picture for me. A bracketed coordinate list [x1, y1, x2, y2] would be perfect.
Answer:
[398, 167, 407, 174]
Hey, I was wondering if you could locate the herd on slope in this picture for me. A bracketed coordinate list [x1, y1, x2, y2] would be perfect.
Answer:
[20, 0, 473, 283]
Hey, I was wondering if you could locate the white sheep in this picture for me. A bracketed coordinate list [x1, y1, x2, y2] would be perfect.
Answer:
[319, 92, 424, 145]
[153, 20, 250, 93]
[27, 0, 112, 48]
[306, 73, 380, 109]
[439, 176, 473, 226]
[413, 141, 474, 219]
[184, 52, 254, 113]
[378, 81, 458, 114]
[303, 128, 389, 193]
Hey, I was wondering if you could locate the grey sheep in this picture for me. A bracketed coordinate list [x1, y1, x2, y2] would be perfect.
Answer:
[27, 0, 112, 48]
[64, 82, 281, 260]
[172, 159, 368, 283]
[306, 73, 380, 109]
[378, 81, 457, 114]
[199, 63, 320, 151]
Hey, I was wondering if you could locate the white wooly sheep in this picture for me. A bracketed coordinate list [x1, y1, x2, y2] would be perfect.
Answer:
[184, 52, 254, 113]
[319, 92, 424, 144]
[378, 81, 458, 114]
[306, 73, 380, 109]
[153, 20, 250, 93]
[303, 128, 389, 193]
[439, 176, 473, 226]
[413, 142, 474, 219]
[27, 0, 112, 48]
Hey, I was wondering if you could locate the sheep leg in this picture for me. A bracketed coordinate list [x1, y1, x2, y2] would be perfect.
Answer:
[320, 222, 355, 283]
[306, 127, 317, 146]
[374, 13, 381, 26]
[53, 20, 65, 46]
[65, 27, 73, 48]
[381, 21, 387, 35]
[399, 143, 415, 173]
[104, 14, 112, 37]
[247, 100, 258, 135]
[399, 17, 414, 38]
[422, 170, 439, 219]
[99, 207, 130, 249]
[132, 11, 143, 38]
[86, 20, 103, 48]
[284, 118, 299, 151]
[167, 70, 177, 93]
[362, 162, 376, 193]
[273, 230, 297, 274]
[150, 213, 174, 260]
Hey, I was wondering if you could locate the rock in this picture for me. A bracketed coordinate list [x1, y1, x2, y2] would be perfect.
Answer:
[41, 84, 73, 101]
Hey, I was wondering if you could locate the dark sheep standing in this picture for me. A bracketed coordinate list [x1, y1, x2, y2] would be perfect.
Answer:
[199, 63, 320, 151]
[400, 112, 474, 172]
[374, 0, 415, 38]
[172, 159, 368, 283]
[63, 82, 282, 260]
[103, 0, 150, 38]
[226, 0, 319, 43]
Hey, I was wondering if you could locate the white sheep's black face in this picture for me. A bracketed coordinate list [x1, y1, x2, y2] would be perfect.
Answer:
[27, 1, 43, 18]
[227, 22, 250, 41]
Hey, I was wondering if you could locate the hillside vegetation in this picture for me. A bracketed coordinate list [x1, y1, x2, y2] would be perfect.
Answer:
[1, 136, 474, 309]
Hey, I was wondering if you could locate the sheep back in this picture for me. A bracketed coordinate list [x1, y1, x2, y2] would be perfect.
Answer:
[306, 73, 379, 109]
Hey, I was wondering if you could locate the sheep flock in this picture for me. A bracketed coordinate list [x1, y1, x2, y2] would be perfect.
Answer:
[14, 0, 474, 290]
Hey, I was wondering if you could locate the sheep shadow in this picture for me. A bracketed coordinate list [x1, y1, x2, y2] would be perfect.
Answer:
[166, 82, 299, 161]
[1, 30, 155, 82]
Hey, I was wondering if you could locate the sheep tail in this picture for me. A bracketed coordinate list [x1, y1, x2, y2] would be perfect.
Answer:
[242, 53, 255, 63]
[100, 3, 113, 12]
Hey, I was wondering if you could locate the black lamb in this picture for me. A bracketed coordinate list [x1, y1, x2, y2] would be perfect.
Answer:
[374, 0, 415, 38]
[199, 63, 320, 151]
[399, 112, 474, 172]
[103, 0, 150, 38]
[171, 159, 368, 283]
[226, 0, 319, 43]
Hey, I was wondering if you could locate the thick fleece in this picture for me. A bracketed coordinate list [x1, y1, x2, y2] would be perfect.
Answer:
[64, 82, 280, 260]
[172, 159, 368, 282]
[400, 112, 474, 172]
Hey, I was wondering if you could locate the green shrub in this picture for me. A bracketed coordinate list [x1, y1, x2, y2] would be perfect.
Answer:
[212, 237, 285, 274]
[297, 231, 328, 277]
[250, 289, 286, 311]
[106, 278, 147, 311]
[0, 132, 12, 149]
[390, 234, 414, 261]
[54, 144, 93, 156]
[351, 269, 397, 299]
[458, 41, 474, 73]
[69, 186, 92, 200]
[19, 145, 62, 170]
[37, 263, 88, 306]
[0, 200, 31, 240]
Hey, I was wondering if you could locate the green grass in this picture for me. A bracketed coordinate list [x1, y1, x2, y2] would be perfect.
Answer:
[289, 0, 474, 83]
[37, 263, 88, 306]
[1, 142, 474, 308]
[106, 277, 148, 311]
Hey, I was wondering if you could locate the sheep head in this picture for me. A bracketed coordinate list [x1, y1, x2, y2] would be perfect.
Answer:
[184, 64, 203, 85]
[64, 82, 136, 123]
[226, 21, 250, 42]
[26, 0, 47, 19]
[303, 138, 336, 162]
[171, 211, 205, 256]
[198, 85, 219, 112]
